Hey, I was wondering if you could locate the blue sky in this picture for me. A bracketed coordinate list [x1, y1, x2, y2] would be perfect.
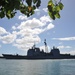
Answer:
[0, 0, 75, 55]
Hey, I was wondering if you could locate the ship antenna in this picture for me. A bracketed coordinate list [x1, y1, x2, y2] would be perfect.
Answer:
[44, 39, 48, 53]
[44, 39, 47, 46]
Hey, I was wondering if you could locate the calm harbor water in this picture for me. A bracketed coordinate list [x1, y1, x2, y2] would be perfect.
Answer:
[0, 59, 75, 75]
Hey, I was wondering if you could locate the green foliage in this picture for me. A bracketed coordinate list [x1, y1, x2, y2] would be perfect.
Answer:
[48, 0, 64, 20]
[0, 0, 64, 20]
[0, 0, 41, 18]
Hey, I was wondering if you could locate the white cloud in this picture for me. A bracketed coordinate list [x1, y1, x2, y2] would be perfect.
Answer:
[17, 16, 54, 30]
[0, 33, 16, 44]
[13, 15, 54, 50]
[57, 45, 71, 49]
[0, 15, 54, 51]
[34, 9, 40, 12]
[32, 28, 45, 35]
[57, 46, 75, 55]
[0, 27, 16, 44]
[69, 50, 75, 55]
[12, 26, 16, 30]
[17, 18, 44, 29]
[40, 15, 52, 23]
[18, 15, 28, 20]
[16, 27, 45, 37]
[14, 35, 41, 50]
[43, 8, 48, 12]
[53, 37, 75, 41]
[46, 23, 54, 30]
[34, 9, 40, 16]
[0, 27, 8, 35]
[17, 16, 54, 36]
[60, 50, 75, 55]
[15, 35, 41, 44]
[66, 46, 72, 48]
[13, 44, 30, 50]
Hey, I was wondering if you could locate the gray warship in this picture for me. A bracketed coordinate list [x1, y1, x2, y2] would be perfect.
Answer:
[2, 39, 75, 59]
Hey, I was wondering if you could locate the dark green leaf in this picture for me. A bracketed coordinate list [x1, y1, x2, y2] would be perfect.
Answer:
[48, 0, 54, 7]
[36, 0, 41, 8]
[48, 11, 55, 20]
[33, 5, 36, 10]
[33, 0, 37, 4]
[14, 0, 20, 10]
[48, 5, 53, 12]
[26, 0, 32, 6]
[0, 11, 5, 18]
[11, 12, 15, 18]
[55, 5, 61, 12]
[55, 13, 60, 18]
[59, 2, 64, 10]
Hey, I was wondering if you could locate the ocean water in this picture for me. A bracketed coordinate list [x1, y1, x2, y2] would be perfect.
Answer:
[0, 59, 75, 75]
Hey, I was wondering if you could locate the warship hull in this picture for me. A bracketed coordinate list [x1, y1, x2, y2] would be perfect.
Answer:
[2, 54, 75, 59]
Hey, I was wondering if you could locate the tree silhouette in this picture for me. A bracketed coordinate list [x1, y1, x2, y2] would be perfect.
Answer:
[0, 0, 64, 20]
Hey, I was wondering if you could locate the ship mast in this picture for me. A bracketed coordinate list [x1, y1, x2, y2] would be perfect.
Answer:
[44, 39, 48, 53]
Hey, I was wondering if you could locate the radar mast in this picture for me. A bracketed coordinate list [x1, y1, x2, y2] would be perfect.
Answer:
[44, 39, 48, 53]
